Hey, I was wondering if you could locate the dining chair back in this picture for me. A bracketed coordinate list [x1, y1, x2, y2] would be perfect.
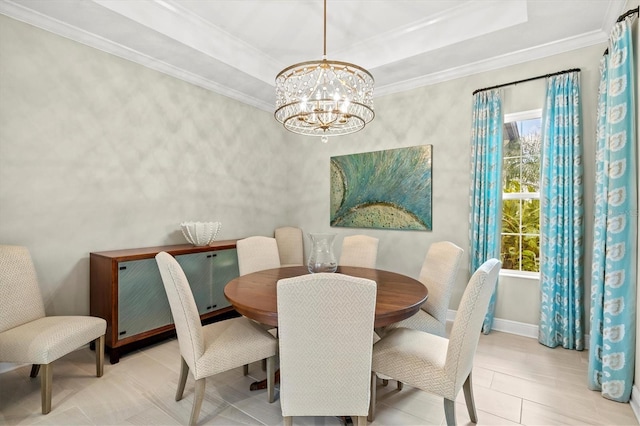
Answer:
[236, 236, 281, 276]
[277, 273, 377, 426]
[156, 252, 277, 426]
[338, 235, 379, 268]
[274, 226, 304, 266]
[0, 245, 106, 415]
[386, 241, 463, 337]
[369, 258, 501, 426]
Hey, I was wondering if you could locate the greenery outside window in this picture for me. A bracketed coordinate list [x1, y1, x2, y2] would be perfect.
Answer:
[501, 110, 541, 275]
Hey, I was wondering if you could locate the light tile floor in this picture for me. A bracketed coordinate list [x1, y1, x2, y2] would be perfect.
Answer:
[0, 330, 637, 425]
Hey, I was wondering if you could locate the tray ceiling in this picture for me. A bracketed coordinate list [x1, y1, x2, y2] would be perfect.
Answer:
[0, 0, 627, 112]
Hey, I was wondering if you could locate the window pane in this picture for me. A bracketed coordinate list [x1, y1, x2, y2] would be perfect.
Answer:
[521, 199, 540, 234]
[502, 199, 521, 233]
[521, 155, 540, 192]
[503, 121, 521, 152]
[501, 234, 521, 271]
[503, 158, 521, 193]
[522, 235, 540, 272]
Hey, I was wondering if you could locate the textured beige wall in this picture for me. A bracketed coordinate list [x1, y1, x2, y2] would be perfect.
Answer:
[0, 13, 609, 332]
[0, 15, 298, 315]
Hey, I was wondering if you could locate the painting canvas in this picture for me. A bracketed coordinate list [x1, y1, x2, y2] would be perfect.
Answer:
[330, 145, 432, 230]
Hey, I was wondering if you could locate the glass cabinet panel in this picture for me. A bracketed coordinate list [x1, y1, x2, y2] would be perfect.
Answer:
[175, 248, 239, 315]
[176, 252, 215, 314]
[117, 258, 173, 340]
[117, 249, 239, 340]
[211, 248, 238, 310]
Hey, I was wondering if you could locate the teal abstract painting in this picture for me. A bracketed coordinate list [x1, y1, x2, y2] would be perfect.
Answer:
[330, 145, 432, 230]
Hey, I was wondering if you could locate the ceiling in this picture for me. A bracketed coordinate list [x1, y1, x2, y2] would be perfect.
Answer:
[0, 0, 628, 112]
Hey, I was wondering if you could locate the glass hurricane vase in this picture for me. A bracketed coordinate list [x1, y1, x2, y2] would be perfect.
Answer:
[307, 233, 338, 273]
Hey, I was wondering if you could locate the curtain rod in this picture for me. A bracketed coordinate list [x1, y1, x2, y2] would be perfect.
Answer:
[604, 7, 639, 55]
[617, 6, 638, 23]
[472, 68, 580, 96]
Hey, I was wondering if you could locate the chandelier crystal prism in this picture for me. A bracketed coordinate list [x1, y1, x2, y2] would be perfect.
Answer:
[274, 0, 374, 143]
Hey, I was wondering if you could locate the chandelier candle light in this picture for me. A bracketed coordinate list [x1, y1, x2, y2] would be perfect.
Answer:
[274, 0, 375, 143]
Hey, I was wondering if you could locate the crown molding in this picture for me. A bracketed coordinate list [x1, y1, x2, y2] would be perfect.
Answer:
[0, 0, 273, 111]
[0, 0, 616, 113]
[375, 29, 609, 98]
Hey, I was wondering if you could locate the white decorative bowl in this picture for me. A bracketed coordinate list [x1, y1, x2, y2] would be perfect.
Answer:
[180, 221, 221, 246]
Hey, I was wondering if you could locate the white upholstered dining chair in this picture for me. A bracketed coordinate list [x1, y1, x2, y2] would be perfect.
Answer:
[155, 252, 277, 426]
[236, 236, 281, 276]
[274, 226, 304, 266]
[236, 236, 281, 340]
[0, 245, 106, 415]
[338, 235, 379, 268]
[277, 273, 377, 426]
[369, 259, 501, 426]
[385, 241, 464, 337]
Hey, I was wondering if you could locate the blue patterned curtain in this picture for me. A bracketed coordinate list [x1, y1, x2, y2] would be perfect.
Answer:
[588, 16, 637, 402]
[538, 71, 584, 350]
[469, 89, 503, 334]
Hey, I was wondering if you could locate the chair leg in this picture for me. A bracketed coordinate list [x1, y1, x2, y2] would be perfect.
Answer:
[176, 357, 189, 401]
[30, 364, 40, 378]
[355, 415, 367, 425]
[96, 335, 105, 377]
[368, 371, 377, 422]
[190, 378, 205, 426]
[463, 372, 478, 423]
[283, 416, 293, 426]
[266, 356, 276, 403]
[41, 363, 52, 414]
[243, 364, 249, 376]
[444, 398, 456, 426]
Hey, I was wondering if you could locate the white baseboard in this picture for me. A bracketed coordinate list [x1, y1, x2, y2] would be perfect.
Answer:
[447, 309, 538, 339]
[446, 310, 591, 346]
[631, 384, 640, 423]
[491, 317, 539, 339]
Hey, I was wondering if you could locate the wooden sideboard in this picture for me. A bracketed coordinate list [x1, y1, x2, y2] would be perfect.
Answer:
[90, 240, 239, 363]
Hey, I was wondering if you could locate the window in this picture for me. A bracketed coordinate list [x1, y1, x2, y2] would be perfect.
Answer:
[501, 110, 541, 274]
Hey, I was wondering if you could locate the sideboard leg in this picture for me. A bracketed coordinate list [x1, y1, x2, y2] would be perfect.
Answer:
[109, 348, 120, 364]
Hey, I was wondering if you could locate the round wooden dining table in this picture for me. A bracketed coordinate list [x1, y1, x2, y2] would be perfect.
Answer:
[224, 265, 428, 329]
[224, 265, 428, 393]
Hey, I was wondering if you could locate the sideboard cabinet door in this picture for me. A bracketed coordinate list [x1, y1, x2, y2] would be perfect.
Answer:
[117, 258, 173, 339]
[211, 248, 238, 310]
[175, 248, 238, 314]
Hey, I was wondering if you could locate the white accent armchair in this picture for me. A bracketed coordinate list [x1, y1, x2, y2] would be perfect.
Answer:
[0, 245, 106, 415]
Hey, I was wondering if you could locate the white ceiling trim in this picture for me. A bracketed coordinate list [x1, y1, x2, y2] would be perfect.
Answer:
[0, 0, 621, 113]
[376, 29, 609, 98]
[92, 0, 281, 85]
[0, 0, 273, 111]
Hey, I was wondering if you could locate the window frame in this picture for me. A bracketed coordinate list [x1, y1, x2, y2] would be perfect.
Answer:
[500, 109, 542, 278]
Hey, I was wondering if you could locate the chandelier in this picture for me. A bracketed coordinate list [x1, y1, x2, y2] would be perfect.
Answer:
[274, 0, 375, 143]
